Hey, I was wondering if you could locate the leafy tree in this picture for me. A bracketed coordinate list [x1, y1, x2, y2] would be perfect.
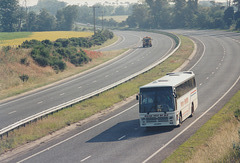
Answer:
[172, 0, 187, 28]
[236, 18, 240, 30]
[37, 9, 56, 31]
[126, 4, 150, 28]
[224, 7, 234, 28]
[56, 5, 78, 31]
[114, 6, 126, 15]
[16, 6, 27, 31]
[0, 0, 19, 32]
[146, 0, 171, 28]
[234, 0, 240, 11]
[234, 11, 240, 21]
[126, 15, 137, 28]
[36, 0, 67, 15]
[26, 11, 38, 31]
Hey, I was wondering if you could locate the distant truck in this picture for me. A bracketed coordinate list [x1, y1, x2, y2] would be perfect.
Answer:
[142, 36, 152, 48]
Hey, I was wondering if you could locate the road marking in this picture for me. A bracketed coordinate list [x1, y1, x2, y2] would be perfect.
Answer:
[78, 86, 82, 89]
[37, 101, 43, 104]
[216, 67, 219, 70]
[143, 75, 240, 163]
[60, 93, 65, 96]
[105, 75, 109, 78]
[81, 155, 91, 162]
[17, 103, 138, 163]
[199, 83, 202, 86]
[206, 77, 209, 80]
[116, 70, 119, 73]
[212, 72, 215, 74]
[8, 111, 16, 115]
[189, 37, 206, 71]
[118, 135, 126, 141]
[92, 80, 97, 83]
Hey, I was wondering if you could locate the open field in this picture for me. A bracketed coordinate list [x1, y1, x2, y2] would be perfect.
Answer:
[0, 31, 93, 46]
[0, 34, 194, 155]
[102, 15, 128, 22]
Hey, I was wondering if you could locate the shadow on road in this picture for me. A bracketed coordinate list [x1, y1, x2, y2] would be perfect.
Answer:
[87, 119, 174, 143]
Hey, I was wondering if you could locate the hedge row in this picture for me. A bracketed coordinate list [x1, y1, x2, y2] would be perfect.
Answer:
[20, 30, 113, 72]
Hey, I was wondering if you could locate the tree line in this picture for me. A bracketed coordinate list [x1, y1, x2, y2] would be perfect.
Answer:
[0, 0, 133, 32]
[126, 0, 240, 30]
[1, 0, 240, 32]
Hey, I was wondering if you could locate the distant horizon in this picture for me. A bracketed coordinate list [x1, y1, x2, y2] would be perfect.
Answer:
[19, 0, 228, 7]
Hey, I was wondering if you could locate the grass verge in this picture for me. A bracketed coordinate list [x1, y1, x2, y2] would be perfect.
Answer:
[0, 34, 194, 155]
[0, 35, 119, 100]
[163, 90, 240, 163]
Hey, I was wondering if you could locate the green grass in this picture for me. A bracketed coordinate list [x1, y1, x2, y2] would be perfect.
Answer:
[163, 90, 240, 163]
[0, 34, 194, 155]
[0, 32, 32, 41]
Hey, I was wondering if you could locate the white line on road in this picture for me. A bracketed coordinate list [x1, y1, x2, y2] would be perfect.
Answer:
[60, 93, 65, 96]
[81, 155, 91, 162]
[17, 103, 138, 163]
[118, 135, 126, 141]
[37, 101, 43, 104]
[8, 111, 16, 115]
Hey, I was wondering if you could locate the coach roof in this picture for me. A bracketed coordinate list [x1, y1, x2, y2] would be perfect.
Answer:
[140, 71, 195, 88]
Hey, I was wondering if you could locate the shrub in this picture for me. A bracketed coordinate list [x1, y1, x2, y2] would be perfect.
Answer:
[20, 57, 30, 66]
[41, 39, 53, 47]
[2, 46, 11, 52]
[19, 74, 29, 82]
[34, 55, 49, 67]
[21, 39, 42, 48]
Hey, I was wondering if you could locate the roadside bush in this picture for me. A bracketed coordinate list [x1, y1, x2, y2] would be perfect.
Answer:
[52, 59, 66, 72]
[69, 50, 91, 66]
[20, 57, 30, 66]
[19, 74, 29, 82]
[2, 46, 11, 52]
[41, 39, 53, 47]
[34, 55, 49, 67]
[18, 29, 113, 72]
[55, 38, 70, 47]
[21, 39, 42, 48]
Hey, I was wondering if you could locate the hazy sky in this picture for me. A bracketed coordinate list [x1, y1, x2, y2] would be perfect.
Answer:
[19, 0, 227, 7]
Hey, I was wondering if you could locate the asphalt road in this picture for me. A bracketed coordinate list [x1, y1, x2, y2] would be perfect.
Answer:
[0, 31, 174, 130]
[2, 30, 240, 163]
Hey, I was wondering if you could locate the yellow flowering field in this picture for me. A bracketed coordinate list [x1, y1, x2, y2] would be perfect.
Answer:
[1, 31, 93, 46]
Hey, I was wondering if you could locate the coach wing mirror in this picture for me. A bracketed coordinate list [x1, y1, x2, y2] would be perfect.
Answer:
[136, 94, 139, 100]
[173, 90, 177, 98]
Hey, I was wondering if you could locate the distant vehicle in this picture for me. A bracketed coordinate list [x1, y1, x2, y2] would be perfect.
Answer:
[142, 36, 152, 48]
[136, 71, 198, 127]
